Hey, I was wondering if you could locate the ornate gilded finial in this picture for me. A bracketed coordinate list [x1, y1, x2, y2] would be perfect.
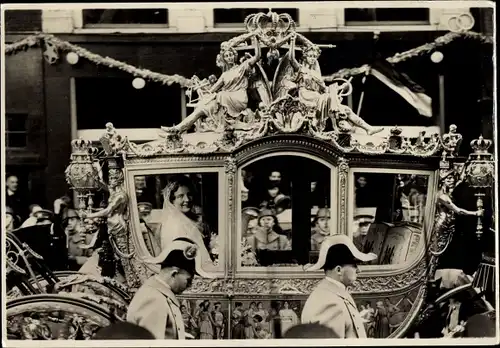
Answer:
[464, 135, 494, 240]
[470, 135, 493, 155]
[71, 138, 92, 154]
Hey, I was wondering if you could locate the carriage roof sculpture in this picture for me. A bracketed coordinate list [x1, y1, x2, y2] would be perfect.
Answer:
[5, 10, 496, 341]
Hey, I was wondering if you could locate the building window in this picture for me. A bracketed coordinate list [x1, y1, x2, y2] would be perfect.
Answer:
[214, 8, 299, 27]
[6, 114, 28, 148]
[75, 77, 182, 130]
[82, 9, 169, 28]
[3, 10, 42, 32]
[344, 8, 430, 26]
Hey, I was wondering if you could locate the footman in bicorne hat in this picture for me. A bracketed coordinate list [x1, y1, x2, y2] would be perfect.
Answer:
[127, 237, 214, 339]
[301, 234, 377, 338]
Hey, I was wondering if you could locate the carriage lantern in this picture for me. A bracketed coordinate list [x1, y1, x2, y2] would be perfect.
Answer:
[65, 138, 103, 216]
[463, 136, 495, 239]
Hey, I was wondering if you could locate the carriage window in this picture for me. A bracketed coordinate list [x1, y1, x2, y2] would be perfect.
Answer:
[131, 172, 220, 266]
[351, 171, 431, 266]
[240, 155, 331, 267]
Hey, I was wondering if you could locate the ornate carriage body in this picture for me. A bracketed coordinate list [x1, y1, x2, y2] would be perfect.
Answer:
[5, 11, 495, 341]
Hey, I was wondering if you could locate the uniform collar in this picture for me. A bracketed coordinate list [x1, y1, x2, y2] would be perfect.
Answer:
[150, 275, 181, 307]
[323, 277, 357, 307]
[325, 276, 347, 292]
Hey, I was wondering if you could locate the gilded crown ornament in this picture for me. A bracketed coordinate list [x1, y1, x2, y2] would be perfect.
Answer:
[463, 135, 494, 240]
[70, 137, 93, 155]
[465, 135, 495, 189]
[470, 135, 493, 155]
[65, 138, 103, 214]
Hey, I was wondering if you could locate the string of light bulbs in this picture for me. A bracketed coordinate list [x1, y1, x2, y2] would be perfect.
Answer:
[4, 31, 493, 89]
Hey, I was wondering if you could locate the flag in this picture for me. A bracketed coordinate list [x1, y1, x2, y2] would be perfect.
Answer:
[369, 58, 433, 117]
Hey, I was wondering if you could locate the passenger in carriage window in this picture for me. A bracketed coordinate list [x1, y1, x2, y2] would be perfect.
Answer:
[310, 180, 327, 208]
[311, 208, 331, 251]
[259, 170, 290, 209]
[245, 208, 291, 252]
[355, 175, 374, 208]
[161, 176, 216, 258]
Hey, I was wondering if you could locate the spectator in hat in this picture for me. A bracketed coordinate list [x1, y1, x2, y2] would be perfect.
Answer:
[352, 207, 377, 253]
[20, 205, 42, 228]
[241, 207, 260, 238]
[12, 198, 68, 271]
[311, 208, 331, 251]
[127, 237, 215, 339]
[5, 174, 29, 221]
[5, 206, 19, 232]
[302, 234, 378, 338]
[245, 209, 291, 252]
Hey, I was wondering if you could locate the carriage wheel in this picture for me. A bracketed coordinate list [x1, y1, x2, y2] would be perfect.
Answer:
[7, 271, 131, 318]
[6, 294, 119, 340]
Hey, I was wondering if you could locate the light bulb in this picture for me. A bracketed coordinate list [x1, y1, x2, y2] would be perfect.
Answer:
[430, 51, 444, 64]
[132, 77, 146, 89]
[66, 52, 79, 65]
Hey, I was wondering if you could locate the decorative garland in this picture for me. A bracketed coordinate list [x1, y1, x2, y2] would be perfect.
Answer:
[4, 30, 493, 87]
[4, 33, 193, 88]
[323, 31, 493, 82]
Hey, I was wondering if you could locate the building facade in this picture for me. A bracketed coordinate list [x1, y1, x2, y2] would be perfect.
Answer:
[3, 3, 495, 207]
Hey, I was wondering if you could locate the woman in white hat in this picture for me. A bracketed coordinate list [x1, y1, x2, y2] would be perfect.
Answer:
[302, 234, 377, 338]
[127, 238, 214, 339]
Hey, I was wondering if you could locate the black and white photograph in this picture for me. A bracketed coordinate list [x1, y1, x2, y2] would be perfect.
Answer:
[1, 1, 497, 345]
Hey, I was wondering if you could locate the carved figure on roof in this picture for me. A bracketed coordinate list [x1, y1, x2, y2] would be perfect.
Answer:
[286, 35, 384, 136]
[161, 35, 268, 134]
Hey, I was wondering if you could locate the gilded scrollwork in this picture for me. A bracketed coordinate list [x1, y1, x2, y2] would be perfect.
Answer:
[6, 295, 114, 340]
[225, 157, 237, 273]
[184, 277, 226, 294]
[337, 157, 349, 235]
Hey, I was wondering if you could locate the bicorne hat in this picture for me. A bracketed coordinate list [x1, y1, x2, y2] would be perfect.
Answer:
[147, 238, 214, 279]
[304, 234, 377, 271]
